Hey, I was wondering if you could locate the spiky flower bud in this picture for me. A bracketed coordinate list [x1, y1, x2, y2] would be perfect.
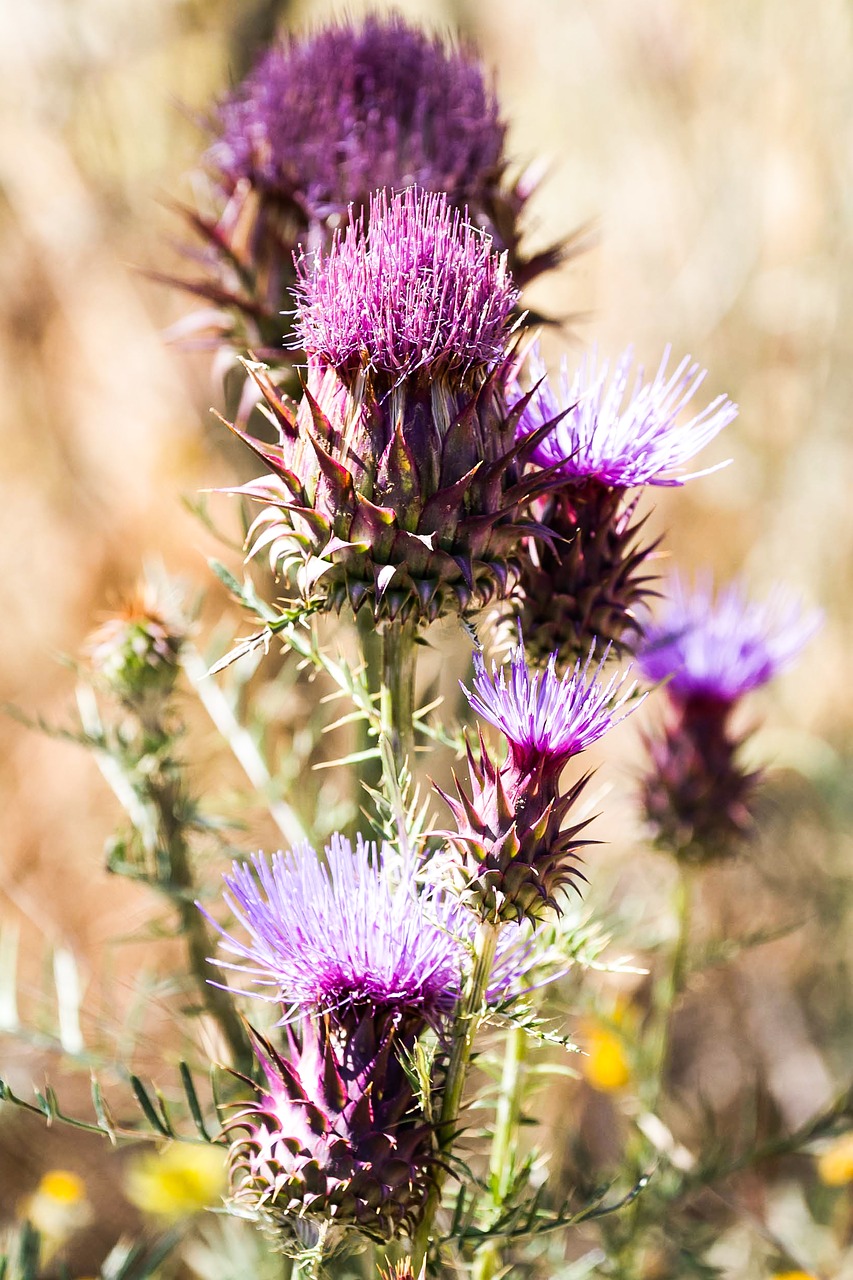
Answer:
[85, 582, 186, 717]
[232, 188, 555, 623]
[637, 575, 820, 860]
[227, 1019, 433, 1244]
[436, 639, 639, 922]
[170, 16, 560, 357]
[507, 346, 737, 666]
[210, 835, 532, 1244]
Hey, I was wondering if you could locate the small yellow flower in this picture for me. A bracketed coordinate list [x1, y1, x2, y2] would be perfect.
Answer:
[817, 1132, 853, 1186]
[19, 1169, 91, 1255]
[124, 1143, 227, 1222]
[770, 1272, 819, 1280]
[582, 1022, 631, 1092]
[579, 998, 636, 1092]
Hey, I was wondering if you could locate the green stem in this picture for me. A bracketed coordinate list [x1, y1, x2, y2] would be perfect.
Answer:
[472, 1023, 529, 1280]
[412, 920, 500, 1273]
[77, 684, 252, 1074]
[649, 863, 693, 1115]
[152, 772, 253, 1076]
[353, 609, 385, 829]
[379, 618, 418, 781]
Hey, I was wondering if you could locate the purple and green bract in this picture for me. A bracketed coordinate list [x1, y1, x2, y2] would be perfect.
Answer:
[463, 638, 640, 776]
[210, 16, 506, 225]
[638, 574, 820, 705]
[514, 345, 737, 489]
[293, 187, 518, 379]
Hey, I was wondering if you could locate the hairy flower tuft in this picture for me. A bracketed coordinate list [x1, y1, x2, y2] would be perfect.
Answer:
[515, 345, 737, 489]
[638, 575, 820, 704]
[207, 834, 464, 1022]
[463, 638, 639, 776]
[293, 187, 518, 380]
[212, 17, 506, 228]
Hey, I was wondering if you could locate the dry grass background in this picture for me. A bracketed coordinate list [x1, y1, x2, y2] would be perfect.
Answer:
[1, 0, 852, 1266]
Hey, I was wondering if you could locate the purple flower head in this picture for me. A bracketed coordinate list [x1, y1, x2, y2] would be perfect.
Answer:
[209, 16, 506, 225]
[206, 833, 530, 1023]
[209, 833, 465, 1022]
[638, 574, 821, 705]
[514, 344, 737, 489]
[462, 636, 640, 777]
[292, 187, 518, 380]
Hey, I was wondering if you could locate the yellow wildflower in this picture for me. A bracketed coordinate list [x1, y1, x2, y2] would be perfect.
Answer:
[817, 1131, 853, 1186]
[770, 1272, 819, 1280]
[582, 1022, 631, 1091]
[579, 998, 636, 1093]
[124, 1143, 227, 1221]
[19, 1169, 91, 1255]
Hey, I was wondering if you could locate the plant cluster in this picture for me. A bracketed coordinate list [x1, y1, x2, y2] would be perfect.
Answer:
[2, 14, 836, 1280]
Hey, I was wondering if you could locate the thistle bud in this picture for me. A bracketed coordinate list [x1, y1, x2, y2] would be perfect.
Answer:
[508, 346, 737, 666]
[437, 639, 640, 923]
[638, 575, 820, 861]
[85, 583, 186, 717]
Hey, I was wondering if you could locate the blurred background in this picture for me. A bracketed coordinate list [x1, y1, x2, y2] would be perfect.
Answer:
[1, 0, 852, 1272]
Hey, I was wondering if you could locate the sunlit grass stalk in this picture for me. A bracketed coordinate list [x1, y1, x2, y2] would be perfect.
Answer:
[651, 863, 694, 1111]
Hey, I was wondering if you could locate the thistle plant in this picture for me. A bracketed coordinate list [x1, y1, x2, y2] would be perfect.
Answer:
[435, 637, 640, 923]
[231, 186, 554, 631]
[507, 345, 737, 664]
[3, 13, 840, 1280]
[166, 15, 562, 365]
[638, 574, 821, 861]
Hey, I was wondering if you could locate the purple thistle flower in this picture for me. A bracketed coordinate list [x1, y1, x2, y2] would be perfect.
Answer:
[208, 833, 464, 1022]
[638, 574, 821, 706]
[514, 344, 737, 489]
[293, 187, 518, 380]
[206, 833, 532, 1022]
[210, 17, 506, 228]
[462, 637, 640, 777]
[229, 185, 547, 624]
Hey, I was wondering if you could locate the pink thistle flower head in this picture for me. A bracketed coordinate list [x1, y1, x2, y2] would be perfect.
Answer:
[207, 834, 464, 1023]
[204, 833, 532, 1024]
[462, 636, 641, 777]
[292, 186, 518, 382]
[514, 344, 737, 489]
[638, 574, 821, 705]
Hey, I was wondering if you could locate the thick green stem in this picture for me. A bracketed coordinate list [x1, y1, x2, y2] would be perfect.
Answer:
[472, 1023, 529, 1280]
[412, 920, 500, 1273]
[379, 618, 418, 781]
[353, 609, 385, 826]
